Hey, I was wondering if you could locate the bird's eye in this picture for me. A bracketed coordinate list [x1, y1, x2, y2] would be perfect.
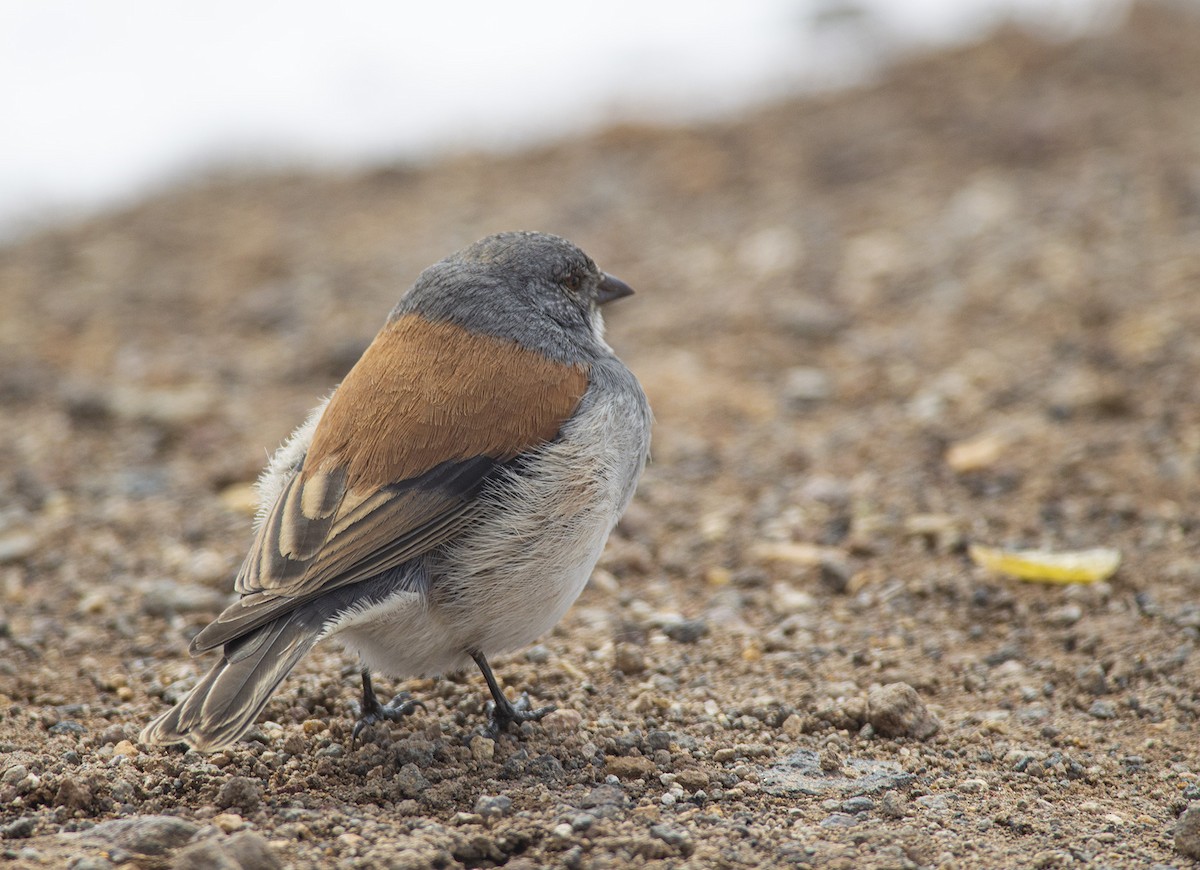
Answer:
[562, 272, 582, 292]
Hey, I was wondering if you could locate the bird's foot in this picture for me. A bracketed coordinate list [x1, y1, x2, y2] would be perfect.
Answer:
[484, 691, 556, 739]
[352, 672, 426, 745]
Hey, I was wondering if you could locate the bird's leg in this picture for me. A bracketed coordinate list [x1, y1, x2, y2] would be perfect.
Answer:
[351, 671, 425, 744]
[471, 650, 556, 737]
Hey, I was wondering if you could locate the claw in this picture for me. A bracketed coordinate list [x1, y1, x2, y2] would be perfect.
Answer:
[351, 673, 426, 746]
[484, 690, 556, 738]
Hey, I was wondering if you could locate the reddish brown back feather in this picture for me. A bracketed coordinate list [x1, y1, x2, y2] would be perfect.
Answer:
[306, 314, 589, 490]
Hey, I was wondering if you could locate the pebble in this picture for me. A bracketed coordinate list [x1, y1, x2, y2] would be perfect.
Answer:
[69, 858, 115, 870]
[1, 816, 36, 839]
[54, 777, 94, 810]
[614, 642, 646, 675]
[140, 579, 228, 617]
[76, 815, 200, 855]
[958, 778, 988, 793]
[760, 748, 913, 796]
[394, 763, 430, 797]
[866, 682, 940, 740]
[1088, 700, 1118, 720]
[879, 790, 909, 818]
[606, 755, 656, 780]
[661, 618, 709, 644]
[540, 709, 583, 734]
[474, 794, 512, 819]
[819, 812, 860, 829]
[841, 796, 874, 813]
[1178, 803, 1200, 860]
[781, 366, 832, 407]
[216, 776, 261, 813]
[649, 824, 692, 848]
[470, 735, 495, 762]
[0, 532, 36, 564]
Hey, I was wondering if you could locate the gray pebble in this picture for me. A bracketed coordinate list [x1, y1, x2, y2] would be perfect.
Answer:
[649, 824, 691, 846]
[76, 815, 200, 856]
[781, 366, 832, 407]
[170, 839, 241, 870]
[69, 858, 115, 870]
[1178, 803, 1200, 860]
[1088, 700, 1117, 720]
[49, 721, 86, 736]
[866, 682, 940, 740]
[661, 618, 709, 644]
[395, 763, 430, 798]
[647, 730, 673, 751]
[474, 794, 513, 819]
[140, 579, 227, 618]
[841, 796, 875, 814]
[1, 817, 36, 839]
[571, 813, 595, 832]
[819, 812, 860, 829]
[524, 645, 551, 664]
[225, 831, 282, 870]
[216, 776, 261, 813]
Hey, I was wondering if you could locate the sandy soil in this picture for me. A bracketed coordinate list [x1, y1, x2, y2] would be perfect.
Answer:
[2, 5, 1200, 868]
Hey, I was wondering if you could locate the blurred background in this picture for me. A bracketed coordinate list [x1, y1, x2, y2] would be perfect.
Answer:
[2, 0, 1122, 237]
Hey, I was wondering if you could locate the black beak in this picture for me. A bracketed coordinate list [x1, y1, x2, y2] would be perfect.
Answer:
[595, 272, 635, 306]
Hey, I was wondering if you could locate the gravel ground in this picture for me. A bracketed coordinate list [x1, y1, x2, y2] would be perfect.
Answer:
[3, 5, 1200, 868]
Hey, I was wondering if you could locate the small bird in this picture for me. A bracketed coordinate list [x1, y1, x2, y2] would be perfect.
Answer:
[141, 231, 651, 752]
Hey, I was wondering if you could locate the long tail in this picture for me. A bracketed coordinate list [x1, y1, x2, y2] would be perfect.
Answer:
[140, 607, 326, 752]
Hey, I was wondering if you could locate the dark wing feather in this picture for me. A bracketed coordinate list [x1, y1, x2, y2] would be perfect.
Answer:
[190, 456, 495, 652]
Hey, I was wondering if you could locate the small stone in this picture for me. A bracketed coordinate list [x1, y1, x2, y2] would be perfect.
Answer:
[49, 720, 86, 736]
[781, 367, 832, 407]
[170, 839, 241, 870]
[394, 763, 430, 798]
[0, 532, 36, 564]
[674, 769, 710, 792]
[225, 830, 283, 869]
[1, 816, 36, 839]
[649, 824, 692, 848]
[841, 796, 875, 813]
[474, 794, 512, 819]
[571, 813, 595, 832]
[1177, 803, 1200, 860]
[470, 735, 495, 762]
[819, 812, 860, 829]
[524, 645, 551, 664]
[647, 730, 672, 751]
[216, 776, 261, 812]
[614, 643, 646, 675]
[69, 858, 114, 870]
[112, 740, 138, 757]
[866, 683, 940, 740]
[606, 755, 657, 780]
[661, 618, 709, 644]
[212, 813, 244, 833]
[1076, 663, 1108, 696]
[1088, 700, 1118, 720]
[79, 815, 200, 855]
[140, 579, 227, 618]
[540, 708, 582, 734]
[879, 790, 909, 818]
[958, 778, 988, 793]
[782, 714, 806, 737]
[54, 777, 93, 810]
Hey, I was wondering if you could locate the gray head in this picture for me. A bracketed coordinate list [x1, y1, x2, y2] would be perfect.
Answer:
[392, 232, 634, 363]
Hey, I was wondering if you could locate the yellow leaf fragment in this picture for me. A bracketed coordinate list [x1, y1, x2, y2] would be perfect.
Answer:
[968, 544, 1121, 584]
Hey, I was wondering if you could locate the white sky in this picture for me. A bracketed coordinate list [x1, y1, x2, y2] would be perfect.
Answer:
[0, 0, 1123, 233]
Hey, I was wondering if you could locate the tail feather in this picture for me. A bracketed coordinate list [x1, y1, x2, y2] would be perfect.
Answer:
[140, 610, 324, 752]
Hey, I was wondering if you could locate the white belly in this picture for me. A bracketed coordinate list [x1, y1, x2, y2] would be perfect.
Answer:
[332, 380, 650, 678]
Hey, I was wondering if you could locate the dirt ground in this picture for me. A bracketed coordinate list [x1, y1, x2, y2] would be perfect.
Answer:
[2, 5, 1200, 868]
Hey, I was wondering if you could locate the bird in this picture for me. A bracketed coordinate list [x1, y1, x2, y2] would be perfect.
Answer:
[140, 231, 651, 752]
